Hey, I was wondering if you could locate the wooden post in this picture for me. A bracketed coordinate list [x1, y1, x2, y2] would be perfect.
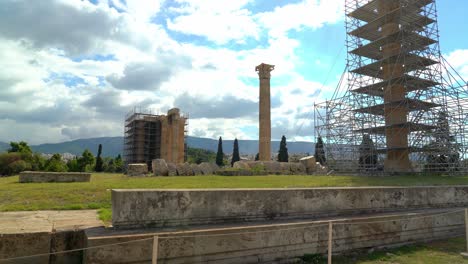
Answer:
[328, 222, 333, 264]
[465, 209, 468, 252]
[152, 236, 159, 264]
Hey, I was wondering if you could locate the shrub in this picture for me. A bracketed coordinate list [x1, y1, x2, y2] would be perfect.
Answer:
[0, 152, 24, 176]
[7, 160, 32, 175]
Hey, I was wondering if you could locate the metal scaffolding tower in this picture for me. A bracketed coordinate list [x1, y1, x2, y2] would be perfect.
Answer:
[314, 0, 468, 174]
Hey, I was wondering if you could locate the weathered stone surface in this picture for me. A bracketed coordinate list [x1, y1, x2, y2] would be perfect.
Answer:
[19, 171, 91, 183]
[176, 163, 194, 176]
[216, 169, 253, 176]
[0, 210, 103, 264]
[152, 159, 168, 176]
[299, 156, 316, 174]
[289, 163, 306, 174]
[315, 162, 328, 175]
[263, 161, 282, 174]
[199, 162, 218, 175]
[233, 161, 250, 170]
[233, 161, 309, 175]
[167, 163, 177, 176]
[111, 186, 468, 229]
[279, 162, 291, 175]
[126, 163, 148, 177]
[190, 164, 202, 175]
[87, 208, 463, 264]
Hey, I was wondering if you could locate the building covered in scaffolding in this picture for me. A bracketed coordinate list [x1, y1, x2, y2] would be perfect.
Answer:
[124, 108, 188, 169]
[314, 0, 468, 174]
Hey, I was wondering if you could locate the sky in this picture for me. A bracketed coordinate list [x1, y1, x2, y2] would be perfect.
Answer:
[0, 0, 467, 145]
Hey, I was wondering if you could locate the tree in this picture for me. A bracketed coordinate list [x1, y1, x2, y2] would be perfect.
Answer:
[231, 138, 240, 166]
[44, 154, 68, 172]
[216, 137, 224, 166]
[114, 154, 124, 173]
[67, 158, 80, 172]
[0, 152, 31, 176]
[358, 135, 378, 170]
[255, 153, 259, 161]
[78, 149, 95, 172]
[95, 144, 104, 172]
[187, 147, 216, 164]
[8, 141, 32, 154]
[314, 136, 326, 165]
[277, 135, 289, 162]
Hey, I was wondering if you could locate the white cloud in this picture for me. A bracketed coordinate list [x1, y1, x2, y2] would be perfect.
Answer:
[166, 0, 258, 44]
[0, 0, 378, 145]
[256, 0, 343, 39]
[445, 49, 468, 80]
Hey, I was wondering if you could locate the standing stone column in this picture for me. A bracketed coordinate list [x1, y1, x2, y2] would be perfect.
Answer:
[255, 63, 275, 161]
[378, 0, 412, 172]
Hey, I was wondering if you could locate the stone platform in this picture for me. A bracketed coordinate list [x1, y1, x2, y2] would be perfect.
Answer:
[111, 186, 468, 229]
[19, 171, 91, 183]
[0, 210, 103, 264]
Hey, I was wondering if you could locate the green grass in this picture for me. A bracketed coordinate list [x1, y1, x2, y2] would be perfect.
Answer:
[1, 173, 468, 222]
[328, 237, 468, 264]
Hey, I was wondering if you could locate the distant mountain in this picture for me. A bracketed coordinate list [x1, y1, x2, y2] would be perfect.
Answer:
[1, 136, 314, 157]
[31, 137, 124, 157]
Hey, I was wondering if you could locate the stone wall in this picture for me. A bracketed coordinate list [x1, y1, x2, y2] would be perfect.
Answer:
[19, 171, 91, 183]
[85, 208, 464, 264]
[111, 186, 468, 229]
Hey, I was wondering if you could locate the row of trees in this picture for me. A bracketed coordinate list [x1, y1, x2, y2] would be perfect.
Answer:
[0, 142, 123, 176]
[215, 135, 292, 167]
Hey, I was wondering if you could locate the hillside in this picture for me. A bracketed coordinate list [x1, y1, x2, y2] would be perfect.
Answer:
[0, 136, 314, 157]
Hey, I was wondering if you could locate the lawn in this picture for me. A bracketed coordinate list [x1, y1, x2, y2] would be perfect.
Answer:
[1, 173, 468, 222]
[327, 237, 468, 264]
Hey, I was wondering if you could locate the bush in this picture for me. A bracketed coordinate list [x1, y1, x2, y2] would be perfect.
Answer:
[0, 152, 24, 176]
[44, 154, 68, 172]
[7, 160, 32, 175]
[251, 164, 266, 174]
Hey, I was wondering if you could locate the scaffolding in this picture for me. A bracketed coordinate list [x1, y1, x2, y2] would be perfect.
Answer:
[124, 109, 164, 169]
[314, 0, 468, 174]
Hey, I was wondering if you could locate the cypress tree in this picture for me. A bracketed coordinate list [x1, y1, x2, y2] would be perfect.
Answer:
[315, 136, 326, 165]
[95, 144, 103, 172]
[277, 135, 289, 162]
[216, 137, 224, 166]
[231, 138, 240, 167]
[255, 153, 259, 161]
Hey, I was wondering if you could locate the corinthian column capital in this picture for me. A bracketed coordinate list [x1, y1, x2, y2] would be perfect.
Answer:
[255, 63, 275, 79]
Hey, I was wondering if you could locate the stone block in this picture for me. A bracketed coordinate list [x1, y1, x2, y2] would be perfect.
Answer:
[263, 161, 282, 174]
[199, 162, 218, 175]
[190, 164, 202, 175]
[127, 164, 148, 177]
[289, 163, 307, 175]
[279, 162, 291, 175]
[176, 163, 194, 176]
[299, 156, 316, 174]
[233, 161, 250, 170]
[315, 162, 328, 175]
[19, 171, 91, 183]
[152, 159, 168, 176]
[111, 186, 468, 229]
[167, 163, 177, 176]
